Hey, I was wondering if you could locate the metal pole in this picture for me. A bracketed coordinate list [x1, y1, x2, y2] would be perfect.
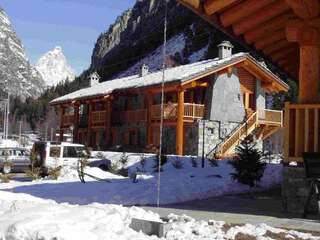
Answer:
[202, 120, 205, 168]
[6, 92, 9, 139]
[157, 0, 168, 208]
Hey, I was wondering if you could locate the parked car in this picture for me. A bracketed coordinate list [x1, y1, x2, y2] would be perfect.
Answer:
[0, 147, 30, 173]
[32, 142, 93, 173]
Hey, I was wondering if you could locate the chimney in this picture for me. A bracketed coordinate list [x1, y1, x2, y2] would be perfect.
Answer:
[218, 41, 234, 59]
[88, 72, 100, 87]
[139, 64, 149, 77]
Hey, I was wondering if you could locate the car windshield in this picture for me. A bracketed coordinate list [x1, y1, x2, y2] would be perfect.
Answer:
[63, 146, 89, 158]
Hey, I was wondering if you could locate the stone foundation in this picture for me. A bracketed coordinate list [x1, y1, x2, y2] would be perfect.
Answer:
[282, 166, 319, 214]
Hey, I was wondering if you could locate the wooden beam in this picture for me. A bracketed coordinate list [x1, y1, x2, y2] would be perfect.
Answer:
[204, 0, 238, 15]
[254, 30, 286, 49]
[220, 0, 276, 27]
[178, 0, 201, 10]
[286, 22, 320, 103]
[285, 0, 319, 19]
[284, 102, 290, 161]
[244, 14, 293, 44]
[263, 40, 291, 55]
[314, 109, 319, 151]
[304, 108, 309, 152]
[105, 99, 111, 147]
[294, 108, 300, 157]
[176, 89, 185, 155]
[73, 105, 79, 143]
[146, 93, 153, 146]
[233, 1, 291, 35]
[271, 47, 297, 61]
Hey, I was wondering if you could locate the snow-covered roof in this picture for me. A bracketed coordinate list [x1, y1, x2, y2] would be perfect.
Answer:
[50, 53, 288, 105]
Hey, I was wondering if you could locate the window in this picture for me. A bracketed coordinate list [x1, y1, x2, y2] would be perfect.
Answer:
[63, 146, 88, 158]
[50, 147, 61, 158]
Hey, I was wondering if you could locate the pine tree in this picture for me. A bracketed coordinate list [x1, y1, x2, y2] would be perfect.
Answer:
[229, 135, 266, 187]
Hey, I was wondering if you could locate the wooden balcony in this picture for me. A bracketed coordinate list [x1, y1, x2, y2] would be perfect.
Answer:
[284, 103, 320, 164]
[112, 109, 147, 124]
[257, 109, 283, 126]
[151, 103, 205, 120]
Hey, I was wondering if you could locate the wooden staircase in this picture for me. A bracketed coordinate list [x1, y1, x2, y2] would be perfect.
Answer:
[208, 109, 283, 159]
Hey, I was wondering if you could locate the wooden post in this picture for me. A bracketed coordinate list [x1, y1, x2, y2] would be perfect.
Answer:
[286, 21, 320, 103]
[73, 104, 79, 143]
[315, 109, 319, 152]
[176, 89, 184, 155]
[105, 98, 112, 147]
[87, 102, 92, 147]
[146, 92, 153, 146]
[59, 106, 64, 142]
[304, 108, 309, 152]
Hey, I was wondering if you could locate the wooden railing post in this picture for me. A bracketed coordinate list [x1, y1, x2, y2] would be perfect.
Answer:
[73, 104, 79, 143]
[315, 109, 319, 152]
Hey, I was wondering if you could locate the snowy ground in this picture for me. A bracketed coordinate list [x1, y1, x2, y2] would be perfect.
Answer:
[0, 152, 282, 205]
[0, 191, 319, 240]
[0, 152, 319, 239]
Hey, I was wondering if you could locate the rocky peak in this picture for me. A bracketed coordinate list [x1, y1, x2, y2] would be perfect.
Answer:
[36, 46, 76, 87]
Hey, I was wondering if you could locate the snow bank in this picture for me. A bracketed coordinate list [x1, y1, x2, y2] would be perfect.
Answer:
[0, 191, 160, 240]
[0, 191, 318, 240]
[0, 152, 283, 206]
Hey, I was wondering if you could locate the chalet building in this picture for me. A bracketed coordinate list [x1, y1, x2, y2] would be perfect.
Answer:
[50, 42, 289, 157]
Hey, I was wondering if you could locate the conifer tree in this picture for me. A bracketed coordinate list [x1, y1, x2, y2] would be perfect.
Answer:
[229, 135, 266, 187]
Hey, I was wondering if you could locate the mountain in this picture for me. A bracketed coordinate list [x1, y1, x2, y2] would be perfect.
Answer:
[36, 46, 76, 87]
[90, 0, 248, 81]
[0, 7, 44, 98]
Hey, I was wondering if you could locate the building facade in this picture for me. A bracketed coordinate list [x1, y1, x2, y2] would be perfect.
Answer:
[50, 42, 288, 157]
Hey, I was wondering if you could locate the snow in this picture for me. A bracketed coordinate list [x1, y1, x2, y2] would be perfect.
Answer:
[36, 46, 76, 87]
[0, 152, 318, 239]
[0, 191, 319, 240]
[51, 53, 248, 104]
[0, 191, 160, 240]
[116, 33, 186, 78]
[0, 153, 282, 206]
[188, 44, 209, 63]
[51, 52, 287, 105]
[0, 139, 20, 148]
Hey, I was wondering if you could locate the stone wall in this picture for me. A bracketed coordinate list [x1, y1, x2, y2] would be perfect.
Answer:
[282, 167, 318, 214]
[205, 70, 246, 123]
[183, 119, 240, 157]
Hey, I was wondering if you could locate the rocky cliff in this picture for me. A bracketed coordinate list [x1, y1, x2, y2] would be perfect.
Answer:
[0, 7, 44, 98]
[90, 0, 232, 80]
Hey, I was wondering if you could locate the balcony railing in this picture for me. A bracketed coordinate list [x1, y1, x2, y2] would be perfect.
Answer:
[257, 109, 283, 126]
[151, 103, 205, 120]
[284, 102, 320, 164]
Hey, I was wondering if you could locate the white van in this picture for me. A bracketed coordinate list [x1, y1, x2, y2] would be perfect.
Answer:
[32, 142, 90, 172]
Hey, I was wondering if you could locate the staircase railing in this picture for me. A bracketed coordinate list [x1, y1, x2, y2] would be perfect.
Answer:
[216, 112, 258, 156]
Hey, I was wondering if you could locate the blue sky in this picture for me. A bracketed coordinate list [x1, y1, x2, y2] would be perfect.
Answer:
[0, 0, 136, 75]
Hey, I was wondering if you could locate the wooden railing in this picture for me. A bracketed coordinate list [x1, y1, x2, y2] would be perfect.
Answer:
[257, 109, 283, 126]
[62, 114, 74, 126]
[216, 112, 258, 156]
[184, 103, 205, 119]
[284, 102, 320, 164]
[92, 111, 106, 124]
[151, 103, 204, 120]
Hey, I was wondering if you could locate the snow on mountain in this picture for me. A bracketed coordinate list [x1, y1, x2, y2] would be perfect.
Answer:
[0, 7, 45, 97]
[36, 46, 76, 87]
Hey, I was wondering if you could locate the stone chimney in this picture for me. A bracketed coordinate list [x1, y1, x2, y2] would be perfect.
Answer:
[218, 41, 234, 59]
[88, 72, 100, 87]
[139, 64, 149, 77]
